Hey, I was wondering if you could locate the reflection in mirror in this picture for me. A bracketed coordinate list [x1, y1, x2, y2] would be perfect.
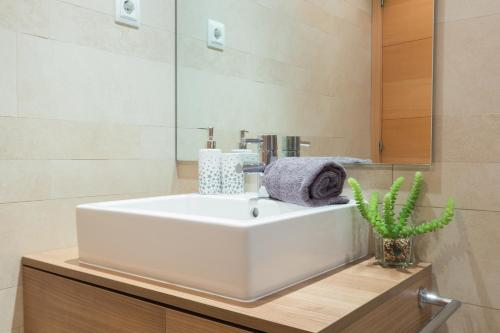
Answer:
[176, 0, 434, 165]
[371, 0, 434, 164]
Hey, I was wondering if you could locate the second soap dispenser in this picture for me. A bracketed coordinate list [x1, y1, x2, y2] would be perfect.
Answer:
[198, 127, 222, 195]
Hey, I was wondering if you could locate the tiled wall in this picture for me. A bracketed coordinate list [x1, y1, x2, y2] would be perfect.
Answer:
[414, 1, 500, 331]
[1, 0, 499, 332]
[179, 1, 500, 331]
[176, 0, 372, 160]
[0, 1, 175, 332]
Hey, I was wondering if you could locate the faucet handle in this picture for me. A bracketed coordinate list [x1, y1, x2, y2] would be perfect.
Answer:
[282, 136, 311, 157]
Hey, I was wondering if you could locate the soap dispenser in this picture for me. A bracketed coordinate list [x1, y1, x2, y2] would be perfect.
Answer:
[198, 127, 222, 195]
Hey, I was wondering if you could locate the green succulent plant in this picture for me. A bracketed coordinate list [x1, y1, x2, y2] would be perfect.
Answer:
[348, 172, 455, 239]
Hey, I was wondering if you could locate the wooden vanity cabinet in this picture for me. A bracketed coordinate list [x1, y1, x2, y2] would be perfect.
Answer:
[23, 267, 251, 333]
[23, 249, 432, 333]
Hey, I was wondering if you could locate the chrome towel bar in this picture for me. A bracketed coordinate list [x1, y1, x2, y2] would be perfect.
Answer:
[418, 288, 461, 333]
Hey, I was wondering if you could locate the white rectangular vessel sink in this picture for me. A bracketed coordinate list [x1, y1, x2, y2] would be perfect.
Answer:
[77, 194, 369, 302]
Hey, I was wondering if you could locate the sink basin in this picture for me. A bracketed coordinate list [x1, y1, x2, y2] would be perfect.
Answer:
[76, 194, 369, 302]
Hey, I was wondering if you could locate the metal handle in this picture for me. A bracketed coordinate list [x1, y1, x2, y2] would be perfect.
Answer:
[418, 288, 461, 333]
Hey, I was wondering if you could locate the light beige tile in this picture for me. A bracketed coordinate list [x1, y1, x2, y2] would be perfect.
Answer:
[17, 34, 175, 126]
[0, 117, 174, 160]
[173, 162, 198, 194]
[60, 0, 175, 31]
[0, 287, 22, 332]
[434, 14, 500, 117]
[437, 0, 500, 23]
[414, 207, 500, 309]
[0, 0, 49, 37]
[433, 114, 500, 163]
[0, 193, 164, 291]
[437, 303, 500, 333]
[343, 165, 393, 201]
[394, 162, 500, 212]
[49, 0, 174, 63]
[0, 161, 52, 203]
[50, 159, 175, 199]
[0, 28, 16, 117]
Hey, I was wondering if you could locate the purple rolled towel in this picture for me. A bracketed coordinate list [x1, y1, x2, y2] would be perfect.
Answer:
[263, 157, 349, 207]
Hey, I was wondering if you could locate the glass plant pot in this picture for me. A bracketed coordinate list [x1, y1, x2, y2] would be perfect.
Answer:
[377, 236, 414, 268]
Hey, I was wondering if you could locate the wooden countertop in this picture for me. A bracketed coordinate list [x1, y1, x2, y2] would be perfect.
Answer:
[23, 248, 431, 333]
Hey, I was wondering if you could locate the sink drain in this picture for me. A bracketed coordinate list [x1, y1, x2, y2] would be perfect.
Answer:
[250, 207, 259, 218]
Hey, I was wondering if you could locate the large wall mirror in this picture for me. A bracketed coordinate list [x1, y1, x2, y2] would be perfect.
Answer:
[176, 0, 435, 165]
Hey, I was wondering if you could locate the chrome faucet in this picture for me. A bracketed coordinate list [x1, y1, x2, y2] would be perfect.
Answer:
[282, 136, 311, 157]
[242, 134, 278, 195]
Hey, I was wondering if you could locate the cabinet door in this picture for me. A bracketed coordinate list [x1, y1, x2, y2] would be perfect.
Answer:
[165, 308, 252, 333]
[24, 267, 165, 333]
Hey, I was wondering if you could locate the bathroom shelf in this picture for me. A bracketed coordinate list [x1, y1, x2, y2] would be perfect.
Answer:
[23, 248, 432, 333]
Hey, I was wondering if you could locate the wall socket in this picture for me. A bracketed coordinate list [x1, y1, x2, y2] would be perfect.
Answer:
[207, 19, 225, 51]
[115, 0, 141, 28]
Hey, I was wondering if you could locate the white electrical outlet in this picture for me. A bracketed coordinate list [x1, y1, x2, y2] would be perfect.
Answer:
[207, 19, 225, 51]
[115, 0, 141, 28]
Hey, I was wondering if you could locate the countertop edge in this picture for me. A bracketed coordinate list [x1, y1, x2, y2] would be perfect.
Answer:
[22, 250, 431, 333]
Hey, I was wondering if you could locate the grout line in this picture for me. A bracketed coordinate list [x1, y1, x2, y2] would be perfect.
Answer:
[16, 25, 173, 66]
[0, 191, 169, 206]
[462, 301, 500, 312]
[0, 114, 175, 129]
[394, 203, 500, 214]
[55, 0, 175, 33]
[437, 12, 500, 25]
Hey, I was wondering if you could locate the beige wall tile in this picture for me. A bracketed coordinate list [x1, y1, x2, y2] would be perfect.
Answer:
[0, 28, 16, 117]
[49, 1, 174, 63]
[343, 165, 394, 201]
[17, 34, 175, 126]
[0, 161, 52, 203]
[61, 0, 175, 32]
[434, 14, 500, 118]
[0, 0, 176, 330]
[433, 115, 500, 163]
[0, 118, 174, 160]
[50, 160, 175, 199]
[0, 0, 49, 37]
[0, 193, 163, 291]
[394, 162, 500, 212]
[437, 0, 500, 23]
[0, 287, 22, 332]
[437, 303, 500, 333]
[414, 207, 500, 309]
